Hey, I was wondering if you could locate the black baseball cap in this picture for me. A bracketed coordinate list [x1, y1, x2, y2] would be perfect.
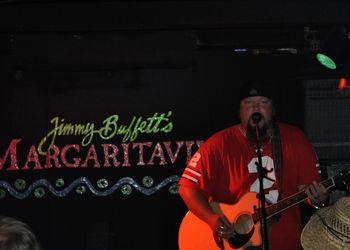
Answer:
[238, 81, 276, 101]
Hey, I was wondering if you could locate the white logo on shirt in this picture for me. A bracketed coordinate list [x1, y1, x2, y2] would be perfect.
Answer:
[248, 156, 279, 204]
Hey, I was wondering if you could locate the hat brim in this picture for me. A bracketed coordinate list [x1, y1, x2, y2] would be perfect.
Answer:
[301, 207, 350, 250]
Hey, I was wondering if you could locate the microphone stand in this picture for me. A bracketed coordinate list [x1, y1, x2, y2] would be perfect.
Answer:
[254, 121, 270, 250]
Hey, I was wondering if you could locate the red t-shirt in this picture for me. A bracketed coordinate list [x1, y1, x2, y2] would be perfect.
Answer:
[179, 123, 320, 250]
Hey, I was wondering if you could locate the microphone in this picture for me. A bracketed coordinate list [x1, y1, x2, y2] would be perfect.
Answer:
[252, 112, 262, 124]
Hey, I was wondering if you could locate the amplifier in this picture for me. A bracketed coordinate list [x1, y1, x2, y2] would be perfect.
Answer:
[304, 79, 350, 161]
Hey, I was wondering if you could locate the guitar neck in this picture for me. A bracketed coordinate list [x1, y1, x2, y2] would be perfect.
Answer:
[253, 177, 335, 222]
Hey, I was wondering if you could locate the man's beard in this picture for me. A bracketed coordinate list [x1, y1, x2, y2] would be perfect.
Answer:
[246, 123, 269, 143]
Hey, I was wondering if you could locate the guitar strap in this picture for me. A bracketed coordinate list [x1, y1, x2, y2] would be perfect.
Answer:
[272, 122, 283, 196]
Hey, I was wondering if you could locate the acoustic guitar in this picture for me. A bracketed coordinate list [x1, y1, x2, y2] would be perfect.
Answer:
[178, 170, 350, 250]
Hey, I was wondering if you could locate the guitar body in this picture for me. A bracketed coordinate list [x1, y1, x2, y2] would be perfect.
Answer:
[178, 192, 262, 250]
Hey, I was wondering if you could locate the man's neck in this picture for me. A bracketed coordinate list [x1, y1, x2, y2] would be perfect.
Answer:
[241, 124, 272, 143]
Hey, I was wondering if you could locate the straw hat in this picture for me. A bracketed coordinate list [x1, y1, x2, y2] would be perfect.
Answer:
[301, 196, 350, 250]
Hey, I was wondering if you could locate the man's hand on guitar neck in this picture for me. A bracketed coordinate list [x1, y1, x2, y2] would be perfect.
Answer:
[299, 181, 329, 208]
[210, 214, 235, 250]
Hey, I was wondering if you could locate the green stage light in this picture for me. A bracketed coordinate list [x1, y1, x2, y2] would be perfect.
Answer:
[316, 27, 349, 71]
[316, 53, 337, 70]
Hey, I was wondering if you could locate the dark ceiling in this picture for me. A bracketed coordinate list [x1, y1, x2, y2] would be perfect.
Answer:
[1, 1, 349, 49]
[1, 1, 350, 32]
[0, 1, 349, 80]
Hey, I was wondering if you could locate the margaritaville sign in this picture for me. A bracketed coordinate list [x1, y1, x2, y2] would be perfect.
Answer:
[0, 111, 203, 199]
[0, 111, 203, 171]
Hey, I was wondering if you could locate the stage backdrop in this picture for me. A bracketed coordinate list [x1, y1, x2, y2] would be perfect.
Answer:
[0, 40, 306, 250]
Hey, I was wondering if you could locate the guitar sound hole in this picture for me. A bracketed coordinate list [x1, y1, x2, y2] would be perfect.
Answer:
[234, 213, 254, 235]
[228, 213, 255, 249]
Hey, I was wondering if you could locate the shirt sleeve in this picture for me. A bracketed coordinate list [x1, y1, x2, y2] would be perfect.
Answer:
[178, 135, 221, 199]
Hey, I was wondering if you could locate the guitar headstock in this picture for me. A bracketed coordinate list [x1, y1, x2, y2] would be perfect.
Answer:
[332, 169, 350, 191]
